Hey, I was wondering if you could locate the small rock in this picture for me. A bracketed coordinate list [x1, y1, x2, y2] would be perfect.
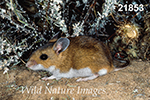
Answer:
[0, 66, 2, 70]
[3, 67, 9, 74]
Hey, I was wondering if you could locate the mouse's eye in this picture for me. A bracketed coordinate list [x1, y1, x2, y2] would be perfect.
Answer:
[40, 54, 48, 60]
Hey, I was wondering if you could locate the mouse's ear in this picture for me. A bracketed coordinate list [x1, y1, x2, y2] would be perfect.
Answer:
[53, 37, 70, 55]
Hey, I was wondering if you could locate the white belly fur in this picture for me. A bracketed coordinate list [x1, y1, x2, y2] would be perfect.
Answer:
[47, 66, 107, 78]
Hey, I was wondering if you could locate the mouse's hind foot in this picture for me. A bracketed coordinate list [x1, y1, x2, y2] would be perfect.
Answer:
[76, 74, 99, 82]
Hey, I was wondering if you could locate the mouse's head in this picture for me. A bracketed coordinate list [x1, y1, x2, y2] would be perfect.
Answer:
[26, 37, 70, 70]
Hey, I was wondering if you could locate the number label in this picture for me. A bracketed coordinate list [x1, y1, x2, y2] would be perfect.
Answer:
[118, 4, 144, 12]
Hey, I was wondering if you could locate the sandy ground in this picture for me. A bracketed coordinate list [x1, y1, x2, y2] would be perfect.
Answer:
[0, 60, 150, 100]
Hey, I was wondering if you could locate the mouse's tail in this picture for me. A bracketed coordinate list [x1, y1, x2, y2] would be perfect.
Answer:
[113, 58, 130, 71]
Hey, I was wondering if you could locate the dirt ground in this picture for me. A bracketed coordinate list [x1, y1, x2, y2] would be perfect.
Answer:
[0, 60, 150, 100]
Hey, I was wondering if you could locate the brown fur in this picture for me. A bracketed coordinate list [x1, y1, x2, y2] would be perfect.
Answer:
[28, 36, 115, 73]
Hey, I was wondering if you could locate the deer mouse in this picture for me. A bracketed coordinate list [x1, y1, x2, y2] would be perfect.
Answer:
[26, 36, 129, 82]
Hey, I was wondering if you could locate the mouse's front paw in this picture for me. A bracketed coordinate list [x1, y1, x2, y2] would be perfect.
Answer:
[41, 75, 56, 81]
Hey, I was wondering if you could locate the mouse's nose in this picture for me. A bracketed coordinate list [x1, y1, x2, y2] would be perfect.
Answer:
[26, 60, 37, 68]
